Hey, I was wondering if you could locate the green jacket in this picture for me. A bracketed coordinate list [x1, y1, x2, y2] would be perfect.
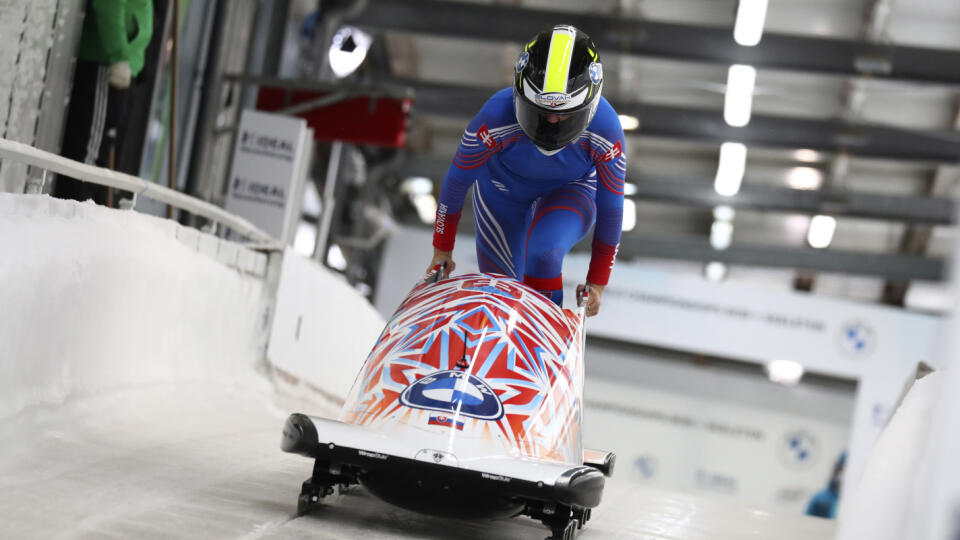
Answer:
[77, 0, 154, 77]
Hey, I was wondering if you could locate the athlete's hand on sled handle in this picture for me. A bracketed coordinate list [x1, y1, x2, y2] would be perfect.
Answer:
[427, 249, 456, 279]
[577, 282, 605, 317]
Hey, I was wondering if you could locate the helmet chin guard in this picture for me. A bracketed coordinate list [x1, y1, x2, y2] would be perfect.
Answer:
[513, 25, 604, 151]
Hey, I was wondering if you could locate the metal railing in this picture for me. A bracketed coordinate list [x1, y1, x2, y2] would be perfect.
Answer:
[0, 137, 277, 246]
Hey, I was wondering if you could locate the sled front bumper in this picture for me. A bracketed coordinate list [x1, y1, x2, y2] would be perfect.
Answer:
[281, 413, 605, 509]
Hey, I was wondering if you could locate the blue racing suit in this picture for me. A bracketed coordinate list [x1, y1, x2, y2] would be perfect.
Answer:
[433, 88, 627, 305]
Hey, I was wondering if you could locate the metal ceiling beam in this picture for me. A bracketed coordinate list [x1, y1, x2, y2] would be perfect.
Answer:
[790, 0, 895, 296]
[628, 177, 955, 226]
[883, 98, 960, 304]
[399, 79, 960, 163]
[400, 217, 944, 281]
[603, 235, 945, 282]
[351, 0, 960, 85]
[395, 155, 955, 225]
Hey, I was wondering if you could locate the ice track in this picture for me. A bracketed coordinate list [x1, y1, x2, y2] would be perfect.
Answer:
[0, 383, 835, 540]
[0, 195, 834, 539]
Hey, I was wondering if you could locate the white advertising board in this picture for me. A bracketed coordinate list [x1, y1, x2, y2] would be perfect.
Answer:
[584, 376, 850, 514]
[225, 110, 313, 244]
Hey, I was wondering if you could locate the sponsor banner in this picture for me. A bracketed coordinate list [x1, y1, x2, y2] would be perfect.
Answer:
[584, 375, 850, 513]
[225, 109, 313, 244]
[562, 256, 940, 380]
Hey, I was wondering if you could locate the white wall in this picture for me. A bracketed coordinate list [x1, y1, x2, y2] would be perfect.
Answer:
[266, 248, 386, 411]
[0, 194, 269, 419]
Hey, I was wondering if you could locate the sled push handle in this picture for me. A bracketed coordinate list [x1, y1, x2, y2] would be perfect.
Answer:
[427, 261, 448, 284]
[576, 284, 590, 309]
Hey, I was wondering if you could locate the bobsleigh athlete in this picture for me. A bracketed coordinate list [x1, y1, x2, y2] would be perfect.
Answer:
[427, 25, 626, 316]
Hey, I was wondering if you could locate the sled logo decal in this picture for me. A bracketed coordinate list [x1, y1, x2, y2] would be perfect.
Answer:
[400, 370, 504, 421]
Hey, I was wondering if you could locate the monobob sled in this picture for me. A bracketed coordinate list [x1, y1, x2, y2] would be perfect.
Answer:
[281, 266, 614, 540]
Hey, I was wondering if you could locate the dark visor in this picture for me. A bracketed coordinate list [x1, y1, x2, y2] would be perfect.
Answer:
[515, 99, 592, 151]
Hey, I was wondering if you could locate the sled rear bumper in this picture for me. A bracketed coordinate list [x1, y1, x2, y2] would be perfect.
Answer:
[281, 413, 605, 509]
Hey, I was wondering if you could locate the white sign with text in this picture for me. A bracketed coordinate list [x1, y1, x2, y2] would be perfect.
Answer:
[226, 109, 313, 244]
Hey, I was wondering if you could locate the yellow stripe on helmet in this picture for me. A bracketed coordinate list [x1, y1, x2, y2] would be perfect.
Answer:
[543, 28, 575, 93]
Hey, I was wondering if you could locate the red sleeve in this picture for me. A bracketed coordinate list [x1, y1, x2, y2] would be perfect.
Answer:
[432, 204, 462, 251]
[586, 238, 618, 286]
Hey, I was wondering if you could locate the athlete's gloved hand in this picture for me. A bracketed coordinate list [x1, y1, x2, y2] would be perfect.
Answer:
[427, 249, 456, 279]
[577, 282, 604, 317]
[108, 61, 131, 89]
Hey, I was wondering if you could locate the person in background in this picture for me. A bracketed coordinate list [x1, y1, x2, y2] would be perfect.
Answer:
[54, 0, 153, 205]
[426, 25, 626, 316]
[807, 451, 846, 519]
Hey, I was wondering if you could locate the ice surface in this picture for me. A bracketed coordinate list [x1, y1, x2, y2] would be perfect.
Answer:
[0, 194, 835, 539]
[0, 382, 835, 540]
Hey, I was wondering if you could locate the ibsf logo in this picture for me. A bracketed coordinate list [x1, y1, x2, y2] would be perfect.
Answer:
[603, 141, 622, 162]
[477, 124, 497, 149]
[534, 92, 572, 108]
[400, 370, 504, 421]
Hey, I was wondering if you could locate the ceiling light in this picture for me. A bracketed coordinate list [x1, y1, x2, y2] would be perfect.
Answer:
[807, 215, 837, 249]
[704, 261, 728, 282]
[619, 115, 640, 131]
[710, 220, 734, 250]
[624, 182, 638, 196]
[329, 26, 372, 78]
[734, 0, 769, 47]
[724, 64, 756, 127]
[622, 198, 637, 231]
[766, 359, 804, 386]
[786, 167, 823, 190]
[714, 142, 747, 196]
[713, 205, 735, 222]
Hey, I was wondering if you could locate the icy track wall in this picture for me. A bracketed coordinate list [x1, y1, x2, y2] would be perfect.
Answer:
[0, 194, 270, 420]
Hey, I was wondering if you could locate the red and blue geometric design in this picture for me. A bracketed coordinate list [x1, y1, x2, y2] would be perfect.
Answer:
[340, 273, 585, 464]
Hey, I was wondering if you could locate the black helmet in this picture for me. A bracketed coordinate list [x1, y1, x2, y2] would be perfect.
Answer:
[513, 25, 604, 152]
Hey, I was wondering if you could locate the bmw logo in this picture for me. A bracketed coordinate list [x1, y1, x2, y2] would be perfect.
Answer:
[400, 370, 504, 421]
[838, 320, 876, 358]
[778, 430, 819, 470]
[588, 62, 603, 85]
[516, 51, 529, 73]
